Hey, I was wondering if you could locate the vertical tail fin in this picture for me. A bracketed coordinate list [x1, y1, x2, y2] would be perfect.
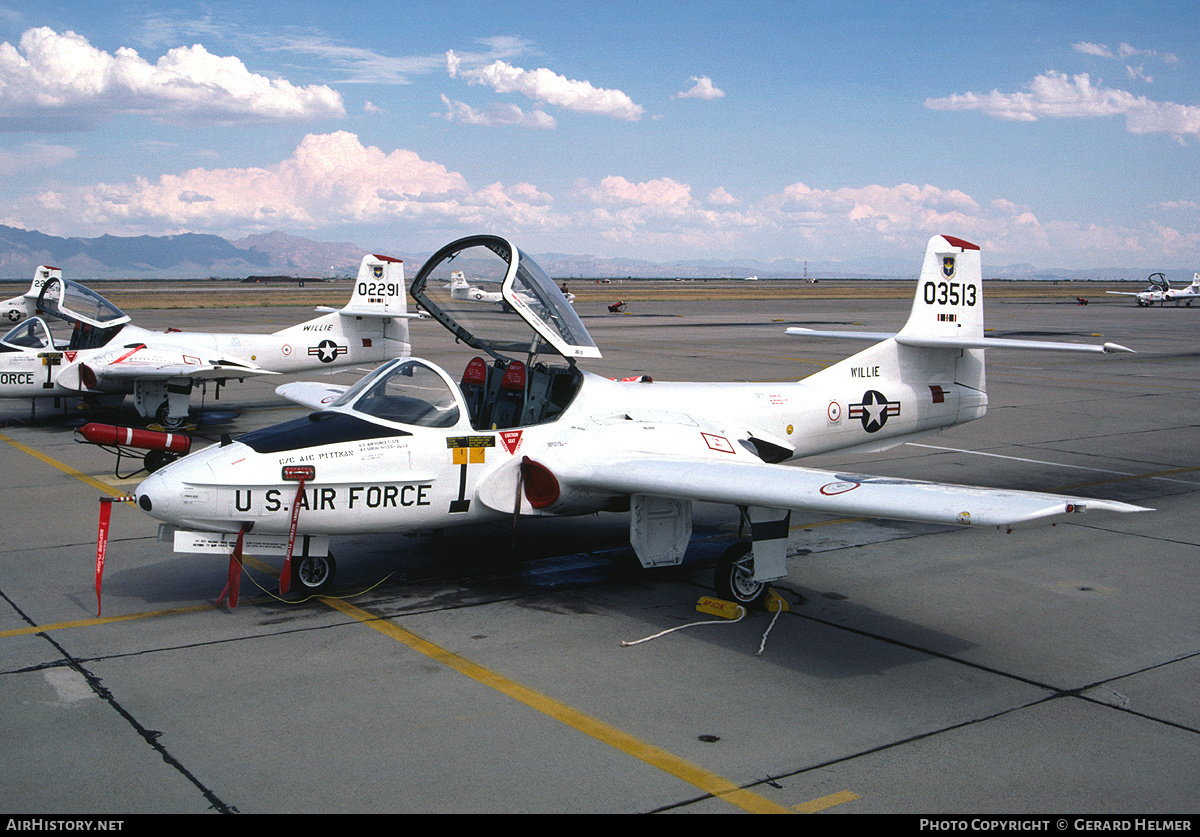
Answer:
[1, 265, 60, 324]
[798, 235, 988, 410]
[273, 254, 411, 360]
[343, 254, 407, 316]
[897, 235, 983, 342]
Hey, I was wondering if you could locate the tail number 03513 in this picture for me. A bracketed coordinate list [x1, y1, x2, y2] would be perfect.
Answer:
[924, 281, 977, 306]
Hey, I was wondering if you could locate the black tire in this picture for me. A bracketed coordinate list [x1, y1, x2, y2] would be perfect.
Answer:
[156, 400, 186, 429]
[292, 552, 337, 593]
[142, 450, 177, 472]
[714, 541, 769, 610]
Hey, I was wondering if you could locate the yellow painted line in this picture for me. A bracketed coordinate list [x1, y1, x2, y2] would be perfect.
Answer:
[0, 604, 215, 638]
[322, 596, 792, 814]
[0, 430, 122, 496]
[1063, 464, 1200, 491]
[793, 789, 860, 813]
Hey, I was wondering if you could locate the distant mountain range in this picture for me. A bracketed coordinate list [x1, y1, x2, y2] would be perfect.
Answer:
[0, 224, 1186, 283]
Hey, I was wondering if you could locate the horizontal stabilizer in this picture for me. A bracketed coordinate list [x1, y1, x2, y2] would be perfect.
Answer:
[275, 381, 350, 409]
[787, 328, 1133, 354]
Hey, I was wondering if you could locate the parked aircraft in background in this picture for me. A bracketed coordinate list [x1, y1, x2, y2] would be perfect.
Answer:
[0, 265, 57, 323]
[0, 255, 411, 427]
[1106, 272, 1200, 307]
[451, 269, 575, 307]
[133, 234, 1146, 605]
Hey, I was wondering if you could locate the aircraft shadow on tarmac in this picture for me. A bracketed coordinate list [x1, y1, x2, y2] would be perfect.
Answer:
[87, 508, 978, 682]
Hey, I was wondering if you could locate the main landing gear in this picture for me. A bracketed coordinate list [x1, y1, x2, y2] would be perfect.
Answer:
[714, 542, 770, 609]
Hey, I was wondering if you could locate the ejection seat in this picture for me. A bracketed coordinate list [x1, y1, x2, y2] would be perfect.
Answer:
[489, 360, 527, 429]
[461, 357, 493, 429]
[460, 356, 527, 429]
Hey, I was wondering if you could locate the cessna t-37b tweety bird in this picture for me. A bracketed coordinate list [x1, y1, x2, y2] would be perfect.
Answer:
[450, 269, 575, 306]
[0, 264, 52, 324]
[1107, 272, 1200, 307]
[0, 256, 410, 427]
[132, 234, 1148, 606]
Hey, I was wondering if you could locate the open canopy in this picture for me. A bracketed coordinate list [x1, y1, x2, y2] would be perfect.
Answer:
[35, 276, 130, 330]
[409, 235, 600, 362]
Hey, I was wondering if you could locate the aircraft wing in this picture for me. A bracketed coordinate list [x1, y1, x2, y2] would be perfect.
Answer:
[530, 455, 1150, 528]
[83, 360, 276, 385]
[275, 381, 350, 409]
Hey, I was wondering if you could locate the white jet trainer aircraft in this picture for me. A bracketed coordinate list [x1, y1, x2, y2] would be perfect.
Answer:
[0, 256, 410, 427]
[1106, 272, 1200, 307]
[450, 268, 575, 306]
[133, 234, 1148, 605]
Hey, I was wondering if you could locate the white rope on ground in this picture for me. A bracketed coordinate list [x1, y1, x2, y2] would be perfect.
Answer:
[620, 607, 746, 646]
[756, 603, 784, 656]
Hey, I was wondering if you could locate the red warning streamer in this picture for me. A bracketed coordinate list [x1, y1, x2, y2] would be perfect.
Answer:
[217, 527, 246, 608]
[281, 478, 306, 596]
[94, 496, 134, 616]
[95, 498, 114, 616]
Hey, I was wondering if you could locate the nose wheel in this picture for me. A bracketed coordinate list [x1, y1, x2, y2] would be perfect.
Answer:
[291, 552, 337, 594]
[714, 542, 769, 609]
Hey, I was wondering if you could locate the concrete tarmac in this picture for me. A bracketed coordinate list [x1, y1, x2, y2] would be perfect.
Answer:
[0, 287, 1197, 815]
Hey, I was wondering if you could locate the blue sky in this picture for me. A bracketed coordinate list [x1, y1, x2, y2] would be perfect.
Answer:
[0, 0, 1197, 270]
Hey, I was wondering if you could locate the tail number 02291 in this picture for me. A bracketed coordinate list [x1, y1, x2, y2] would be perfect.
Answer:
[924, 281, 977, 307]
[358, 281, 403, 297]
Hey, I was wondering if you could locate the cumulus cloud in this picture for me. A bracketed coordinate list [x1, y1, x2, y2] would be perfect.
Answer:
[707, 187, 739, 206]
[675, 76, 725, 100]
[0, 26, 344, 130]
[582, 175, 692, 208]
[767, 182, 980, 236]
[926, 71, 1200, 141]
[437, 94, 556, 128]
[49, 131, 569, 235]
[447, 52, 643, 121]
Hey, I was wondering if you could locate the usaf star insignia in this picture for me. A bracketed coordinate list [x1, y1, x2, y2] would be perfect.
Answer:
[849, 390, 901, 433]
[308, 340, 347, 363]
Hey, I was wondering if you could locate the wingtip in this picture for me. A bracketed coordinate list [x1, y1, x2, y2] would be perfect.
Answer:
[1102, 342, 1135, 354]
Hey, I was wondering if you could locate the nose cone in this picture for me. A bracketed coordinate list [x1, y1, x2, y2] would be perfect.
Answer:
[134, 462, 187, 524]
[133, 450, 223, 530]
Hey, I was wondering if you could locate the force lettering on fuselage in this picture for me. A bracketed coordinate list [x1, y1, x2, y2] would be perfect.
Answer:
[0, 372, 35, 386]
[235, 484, 432, 513]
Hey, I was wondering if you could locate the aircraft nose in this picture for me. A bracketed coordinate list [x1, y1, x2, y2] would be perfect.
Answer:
[134, 467, 178, 523]
[134, 456, 213, 526]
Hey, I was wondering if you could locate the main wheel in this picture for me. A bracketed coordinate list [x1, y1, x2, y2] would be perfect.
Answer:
[155, 400, 186, 429]
[714, 542, 769, 609]
[291, 553, 337, 594]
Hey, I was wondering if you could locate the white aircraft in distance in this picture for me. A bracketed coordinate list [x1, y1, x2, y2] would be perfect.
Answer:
[133, 234, 1147, 606]
[1107, 272, 1200, 307]
[0, 264, 59, 324]
[0, 255, 410, 427]
[450, 269, 575, 306]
